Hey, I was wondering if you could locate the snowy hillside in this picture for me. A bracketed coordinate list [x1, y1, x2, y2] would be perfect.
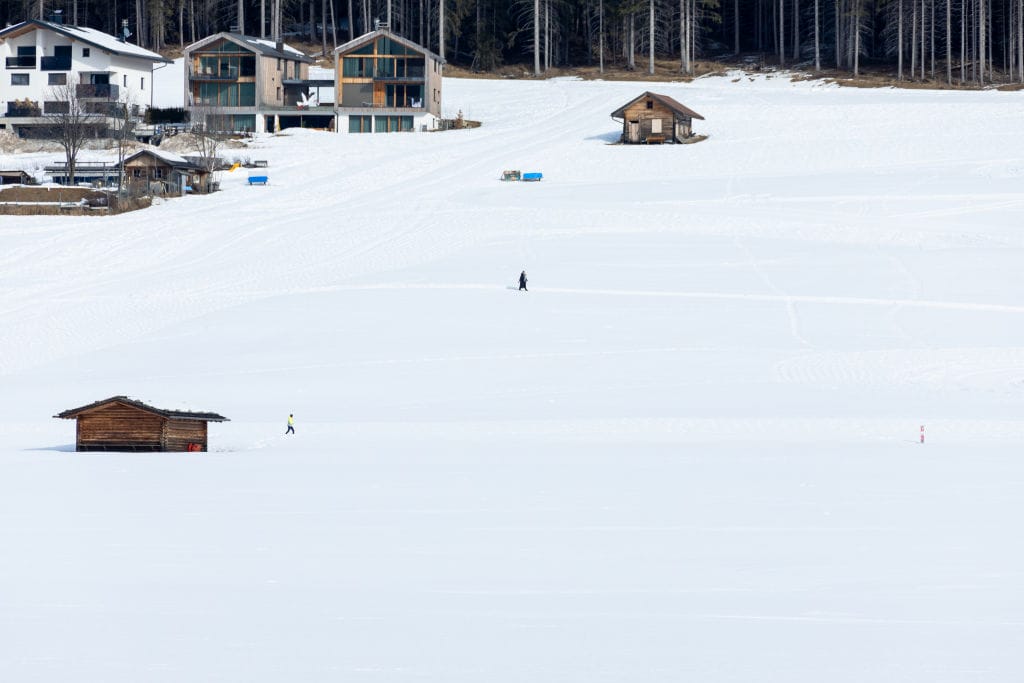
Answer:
[1, 74, 1023, 681]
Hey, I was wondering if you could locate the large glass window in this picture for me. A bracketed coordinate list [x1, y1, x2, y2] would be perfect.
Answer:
[349, 115, 371, 133]
[374, 115, 413, 132]
[239, 83, 255, 106]
[196, 82, 254, 107]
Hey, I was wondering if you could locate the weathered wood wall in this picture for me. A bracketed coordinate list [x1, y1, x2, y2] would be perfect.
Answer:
[77, 404, 164, 451]
[620, 99, 690, 143]
[74, 404, 210, 452]
[163, 420, 208, 452]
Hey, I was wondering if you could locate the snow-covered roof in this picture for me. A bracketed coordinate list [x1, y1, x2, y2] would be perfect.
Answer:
[0, 20, 172, 63]
[243, 36, 309, 58]
[124, 148, 202, 168]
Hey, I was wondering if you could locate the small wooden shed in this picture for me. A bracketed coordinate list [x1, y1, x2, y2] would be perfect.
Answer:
[55, 396, 229, 452]
[0, 170, 32, 185]
[122, 149, 211, 195]
[611, 92, 705, 144]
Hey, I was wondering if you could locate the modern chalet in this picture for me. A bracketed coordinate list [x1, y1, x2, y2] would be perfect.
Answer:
[183, 32, 327, 134]
[610, 92, 705, 144]
[0, 16, 170, 137]
[55, 396, 229, 452]
[334, 26, 443, 133]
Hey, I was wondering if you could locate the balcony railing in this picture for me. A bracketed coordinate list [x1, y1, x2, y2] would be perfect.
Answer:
[191, 67, 240, 81]
[76, 83, 120, 99]
[372, 66, 426, 80]
[41, 56, 72, 71]
[5, 56, 36, 69]
[6, 101, 41, 116]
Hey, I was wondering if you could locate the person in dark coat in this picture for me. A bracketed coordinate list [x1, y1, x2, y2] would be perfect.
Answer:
[519, 270, 528, 291]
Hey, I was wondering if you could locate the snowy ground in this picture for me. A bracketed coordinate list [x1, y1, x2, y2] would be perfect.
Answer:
[1, 74, 1023, 681]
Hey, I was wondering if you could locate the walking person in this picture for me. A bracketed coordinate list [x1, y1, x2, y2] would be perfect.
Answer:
[518, 270, 528, 291]
[286, 414, 295, 435]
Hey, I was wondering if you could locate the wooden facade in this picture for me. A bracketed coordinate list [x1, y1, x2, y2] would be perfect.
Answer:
[183, 33, 315, 133]
[55, 396, 228, 452]
[122, 150, 210, 195]
[610, 92, 705, 144]
[334, 28, 444, 133]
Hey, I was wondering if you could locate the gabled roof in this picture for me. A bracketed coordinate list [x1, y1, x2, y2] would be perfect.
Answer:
[185, 32, 312, 62]
[610, 92, 705, 121]
[55, 396, 229, 422]
[123, 148, 207, 170]
[0, 20, 172, 63]
[334, 28, 444, 64]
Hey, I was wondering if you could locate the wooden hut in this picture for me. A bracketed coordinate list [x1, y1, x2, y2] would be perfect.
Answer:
[610, 92, 705, 144]
[122, 149, 211, 195]
[55, 396, 228, 452]
[0, 170, 32, 185]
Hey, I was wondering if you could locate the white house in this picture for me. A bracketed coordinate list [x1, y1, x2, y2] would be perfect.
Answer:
[0, 17, 170, 136]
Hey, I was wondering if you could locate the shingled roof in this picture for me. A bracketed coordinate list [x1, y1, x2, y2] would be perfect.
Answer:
[55, 396, 229, 422]
[610, 92, 705, 121]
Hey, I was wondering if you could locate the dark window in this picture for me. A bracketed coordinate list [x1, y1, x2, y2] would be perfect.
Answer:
[44, 100, 70, 114]
[646, 100, 653, 109]
[141, 77, 145, 90]
[48, 73, 67, 85]
[83, 47, 90, 57]
[11, 73, 29, 85]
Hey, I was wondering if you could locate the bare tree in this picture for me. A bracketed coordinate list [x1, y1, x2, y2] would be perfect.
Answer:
[113, 94, 139, 193]
[45, 84, 101, 187]
[189, 105, 228, 192]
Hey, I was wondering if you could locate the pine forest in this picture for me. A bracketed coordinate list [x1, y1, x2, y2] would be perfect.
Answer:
[2, 0, 1023, 83]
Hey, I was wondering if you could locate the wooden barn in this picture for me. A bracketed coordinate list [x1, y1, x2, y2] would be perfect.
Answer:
[610, 92, 705, 144]
[55, 396, 229, 452]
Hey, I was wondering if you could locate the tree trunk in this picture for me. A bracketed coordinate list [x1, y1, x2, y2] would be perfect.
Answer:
[899, 0, 904, 79]
[778, 0, 785, 65]
[534, 0, 540, 74]
[734, 0, 740, 54]
[814, 0, 820, 70]
[793, 0, 800, 60]
[946, 0, 952, 83]
[649, 0, 655, 74]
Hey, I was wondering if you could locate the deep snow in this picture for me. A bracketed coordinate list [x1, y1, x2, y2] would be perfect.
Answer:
[1, 73, 1023, 681]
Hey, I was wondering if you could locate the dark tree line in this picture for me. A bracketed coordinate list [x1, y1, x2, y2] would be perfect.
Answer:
[3, 0, 1022, 83]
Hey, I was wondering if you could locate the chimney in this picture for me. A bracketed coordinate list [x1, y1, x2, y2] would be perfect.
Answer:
[276, 41, 283, 52]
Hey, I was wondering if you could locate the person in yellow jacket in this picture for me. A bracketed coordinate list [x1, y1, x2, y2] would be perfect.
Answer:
[286, 414, 295, 435]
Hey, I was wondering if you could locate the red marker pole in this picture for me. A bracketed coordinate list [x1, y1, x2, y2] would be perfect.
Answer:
[920, 425, 925, 444]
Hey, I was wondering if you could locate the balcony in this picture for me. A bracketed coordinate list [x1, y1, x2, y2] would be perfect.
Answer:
[5, 55, 36, 69]
[6, 100, 41, 116]
[372, 66, 425, 81]
[76, 83, 120, 99]
[191, 67, 240, 81]
[41, 56, 72, 71]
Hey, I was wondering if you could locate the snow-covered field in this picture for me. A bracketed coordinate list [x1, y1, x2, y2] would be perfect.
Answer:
[2, 74, 1023, 681]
